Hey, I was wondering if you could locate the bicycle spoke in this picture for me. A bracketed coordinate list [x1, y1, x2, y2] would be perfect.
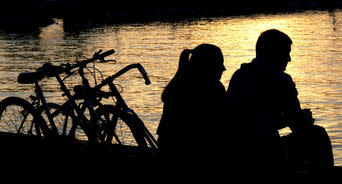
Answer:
[17, 110, 29, 134]
[0, 97, 41, 136]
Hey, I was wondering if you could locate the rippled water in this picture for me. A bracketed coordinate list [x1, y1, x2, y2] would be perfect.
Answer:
[1, 10, 342, 165]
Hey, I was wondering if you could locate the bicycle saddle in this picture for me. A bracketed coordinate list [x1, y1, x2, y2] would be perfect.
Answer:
[17, 71, 44, 84]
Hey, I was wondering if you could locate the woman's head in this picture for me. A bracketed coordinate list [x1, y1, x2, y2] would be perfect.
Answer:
[162, 44, 225, 102]
[189, 44, 225, 81]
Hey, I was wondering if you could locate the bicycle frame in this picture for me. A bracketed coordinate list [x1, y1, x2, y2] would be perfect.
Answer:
[51, 72, 102, 143]
[20, 63, 104, 142]
[93, 64, 158, 148]
[21, 50, 116, 143]
[32, 81, 59, 135]
[24, 71, 98, 142]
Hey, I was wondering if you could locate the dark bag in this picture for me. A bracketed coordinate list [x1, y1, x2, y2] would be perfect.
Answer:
[283, 125, 334, 169]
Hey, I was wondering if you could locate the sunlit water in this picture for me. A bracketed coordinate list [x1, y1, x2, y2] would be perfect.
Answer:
[1, 10, 342, 166]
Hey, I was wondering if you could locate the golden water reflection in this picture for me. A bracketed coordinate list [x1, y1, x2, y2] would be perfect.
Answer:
[1, 11, 342, 165]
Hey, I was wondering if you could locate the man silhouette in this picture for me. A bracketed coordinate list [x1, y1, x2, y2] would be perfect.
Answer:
[225, 29, 315, 171]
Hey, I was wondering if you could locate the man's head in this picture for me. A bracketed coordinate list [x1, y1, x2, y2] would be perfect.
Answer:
[256, 29, 292, 71]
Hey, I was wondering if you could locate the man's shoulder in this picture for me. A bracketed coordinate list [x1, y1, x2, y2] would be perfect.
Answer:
[232, 63, 252, 76]
[280, 72, 298, 94]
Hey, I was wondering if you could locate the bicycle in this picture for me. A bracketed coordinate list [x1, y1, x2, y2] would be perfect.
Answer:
[0, 50, 114, 141]
[55, 50, 157, 148]
[0, 49, 157, 148]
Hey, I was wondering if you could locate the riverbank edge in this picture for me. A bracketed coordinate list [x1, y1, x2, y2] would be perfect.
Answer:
[0, 132, 341, 176]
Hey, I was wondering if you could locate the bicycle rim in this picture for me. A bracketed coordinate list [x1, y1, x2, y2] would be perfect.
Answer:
[96, 105, 146, 147]
[0, 97, 44, 136]
[45, 103, 88, 141]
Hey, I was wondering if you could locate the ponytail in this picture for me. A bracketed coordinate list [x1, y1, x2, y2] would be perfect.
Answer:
[177, 49, 192, 78]
[161, 49, 192, 102]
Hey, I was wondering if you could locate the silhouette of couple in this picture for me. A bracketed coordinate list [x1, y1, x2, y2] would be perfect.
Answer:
[156, 29, 334, 172]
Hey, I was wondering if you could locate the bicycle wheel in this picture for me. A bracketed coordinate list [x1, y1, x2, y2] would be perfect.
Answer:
[43, 103, 88, 141]
[0, 97, 48, 136]
[95, 105, 147, 147]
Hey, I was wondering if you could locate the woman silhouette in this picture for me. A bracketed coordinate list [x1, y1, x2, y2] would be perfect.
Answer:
[157, 44, 226, 167]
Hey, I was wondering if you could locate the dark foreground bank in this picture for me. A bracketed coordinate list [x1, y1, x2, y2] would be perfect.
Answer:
[0, 132, 341, 178]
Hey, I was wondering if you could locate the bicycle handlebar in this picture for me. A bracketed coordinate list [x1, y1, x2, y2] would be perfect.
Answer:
[17, 49, 151, 89]
[95, 63, 151, 90]
[17, 49, 115, 84]
[45, 49, 115, 76]
[60, 49, 115, 73]
[137, 64, 151, 85]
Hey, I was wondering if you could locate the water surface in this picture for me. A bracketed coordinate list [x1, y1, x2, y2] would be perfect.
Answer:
[1, 10, 342, 165]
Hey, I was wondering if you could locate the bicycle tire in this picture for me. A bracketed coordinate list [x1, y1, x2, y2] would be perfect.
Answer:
[0, 97, 49, 137]
[44, 103, 88, 141]
[95, 105, 148, 147]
